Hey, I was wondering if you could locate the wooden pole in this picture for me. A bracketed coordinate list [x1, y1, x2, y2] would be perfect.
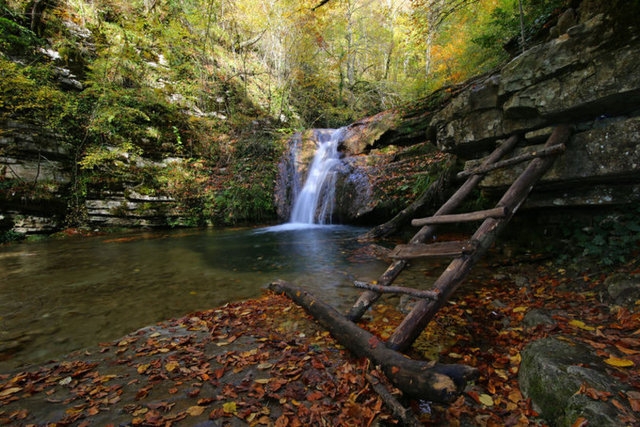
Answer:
[269, 281, 479, 403]
[346, 134, 520, 321]
[386, 125, 571, 352]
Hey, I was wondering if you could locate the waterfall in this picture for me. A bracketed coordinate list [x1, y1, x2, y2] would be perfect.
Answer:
[289, 128, 345, 225]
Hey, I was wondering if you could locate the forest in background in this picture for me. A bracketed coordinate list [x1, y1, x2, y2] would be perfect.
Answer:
[0, 0, 566, 228]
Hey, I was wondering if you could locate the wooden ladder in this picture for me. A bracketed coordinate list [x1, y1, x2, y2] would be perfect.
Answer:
[347, 125, 571, 352]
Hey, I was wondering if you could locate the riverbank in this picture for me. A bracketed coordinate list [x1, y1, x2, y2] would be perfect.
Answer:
[1, 256, 639, 426]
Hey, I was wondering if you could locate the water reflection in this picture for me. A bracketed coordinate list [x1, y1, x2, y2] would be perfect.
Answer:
[0, 226, 389, 372]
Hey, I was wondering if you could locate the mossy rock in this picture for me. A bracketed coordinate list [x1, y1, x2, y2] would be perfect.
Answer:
[519, 336, 625, 426]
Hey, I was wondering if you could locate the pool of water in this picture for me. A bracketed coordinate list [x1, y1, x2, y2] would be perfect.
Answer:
[1, 225, 442, 372]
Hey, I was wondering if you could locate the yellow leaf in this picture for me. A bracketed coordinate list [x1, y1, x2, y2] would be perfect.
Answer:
[165, 361, 180, 372]
[569, 320, 595, 331]
[223, 401, 237, 414]
[513, 306, 528, 313]
[186, 405, 206, 416]
[604, 357, 635, 368]
[0, 387, 22, 397]
[137, 364, 150, 374]
[479, 394, 494, 406]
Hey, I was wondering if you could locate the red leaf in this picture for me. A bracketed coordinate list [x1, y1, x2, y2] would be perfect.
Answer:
[368, 336, 379, 349]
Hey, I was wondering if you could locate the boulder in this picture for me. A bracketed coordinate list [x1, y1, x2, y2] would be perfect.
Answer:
[519, 336, 629, 426]
[605, 273, 640, 308]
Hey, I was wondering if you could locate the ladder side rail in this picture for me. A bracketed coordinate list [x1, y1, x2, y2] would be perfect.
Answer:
[412, 206, 508, 226]
[386, 125, 571, 351]
[346, 134, 521, 321]
[456, 143, 566, 179]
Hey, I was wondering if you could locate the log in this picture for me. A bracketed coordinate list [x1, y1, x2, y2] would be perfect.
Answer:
[386, 125, 572, 351]
[354, 281, 439, 300]
[365, 373, 422, 427]
[411, 206, 508, 226]
[456, 143, 566, 179]
[269, 280, 479, 403]
[346, 135, 520, 322]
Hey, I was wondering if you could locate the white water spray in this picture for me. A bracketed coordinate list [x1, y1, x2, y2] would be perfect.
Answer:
[289, 128, 345, 225]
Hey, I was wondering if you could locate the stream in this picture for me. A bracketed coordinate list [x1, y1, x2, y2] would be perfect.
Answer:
[0, 225, 445, 373]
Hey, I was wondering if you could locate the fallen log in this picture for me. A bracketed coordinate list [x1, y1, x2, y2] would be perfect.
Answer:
[365, 373, 422, 427]
[268, 280, 479, 403]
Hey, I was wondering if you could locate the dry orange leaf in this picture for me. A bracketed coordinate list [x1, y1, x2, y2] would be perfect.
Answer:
[0, 387, 22, 397]
[614, 344, 640, 355]
[571, 417, 588, 427]
[627, 391, 640, 412]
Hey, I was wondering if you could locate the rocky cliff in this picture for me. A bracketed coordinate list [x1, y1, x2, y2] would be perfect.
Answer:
[313, 8, 640, 222]
[3, 3, 640, 235]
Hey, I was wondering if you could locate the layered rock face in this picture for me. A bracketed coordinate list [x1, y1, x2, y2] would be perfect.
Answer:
[0, 120, 70, 234]
[321, 10, 640, 221]
[442, 13, 640, 208]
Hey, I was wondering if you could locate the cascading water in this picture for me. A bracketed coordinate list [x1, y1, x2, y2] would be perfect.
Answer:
[289, 128, 345, 225]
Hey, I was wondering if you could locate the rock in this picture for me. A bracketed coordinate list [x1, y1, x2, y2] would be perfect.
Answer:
[522, 308, 556, 329]
[519, 336, 628, 426]
[605, 273, 640, 308]
[467, 116, 640, 207]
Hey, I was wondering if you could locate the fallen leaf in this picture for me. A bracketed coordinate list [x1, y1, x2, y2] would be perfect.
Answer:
[478, 394, 494, 406]
[604, 356, 635, 367]
[165, 361, 180, 372]
[615, 344, 640, 355]
[186, 405, 206, 416]
[0, 387, 22, 397]
[627, 391, 640, 411]
[571, 417, 588, 427]
[569, 319, 595, 331]
[307, 390, 323, 401]
[223, 401, 237, 414]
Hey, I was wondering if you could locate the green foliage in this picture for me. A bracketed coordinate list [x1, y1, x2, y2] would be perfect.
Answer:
[0, 229, 24, 243]
[0, 58, 66, 124]
[472, 0, 565, 54]
[0, 4, 40, 54]
[559, 206, 640, 267]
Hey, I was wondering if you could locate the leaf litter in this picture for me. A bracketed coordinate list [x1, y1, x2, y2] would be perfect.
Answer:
[0, 254, 639, 426]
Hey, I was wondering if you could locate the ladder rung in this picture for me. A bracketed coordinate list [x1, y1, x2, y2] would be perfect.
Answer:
[354, 281, 439, 300]
[457, 143, 566, 179]
[412, 206, 508, 227]
[390, 240, 475, 259]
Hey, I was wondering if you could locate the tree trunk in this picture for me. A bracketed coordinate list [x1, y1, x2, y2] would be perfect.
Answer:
[269, 280, 479, 403]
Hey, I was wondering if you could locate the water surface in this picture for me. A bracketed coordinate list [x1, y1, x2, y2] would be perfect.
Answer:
[1, 225, 408, 372]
